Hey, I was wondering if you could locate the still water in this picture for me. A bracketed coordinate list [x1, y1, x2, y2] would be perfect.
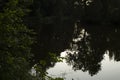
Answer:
[47, 52, 120, 80]
[47, 24, 120, 80]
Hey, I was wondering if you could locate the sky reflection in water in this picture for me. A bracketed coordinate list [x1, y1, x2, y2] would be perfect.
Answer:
[47, 25, 120, 80]
[47, 52, 120, 80]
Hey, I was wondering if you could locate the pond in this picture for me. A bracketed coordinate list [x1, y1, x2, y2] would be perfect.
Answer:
[46, 23, 120, 80]
[47, 51, 120, 80]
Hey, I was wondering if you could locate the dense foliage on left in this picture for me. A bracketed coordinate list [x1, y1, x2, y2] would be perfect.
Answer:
[0, 0, 34, 80]
[0, 0, 64, 80]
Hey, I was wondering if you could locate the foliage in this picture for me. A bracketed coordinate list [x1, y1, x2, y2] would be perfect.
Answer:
[31, 52, 64, 80]
[0, 0, 34, 80]
[1, 0, 120, 80]
[47, 77, 64, 80]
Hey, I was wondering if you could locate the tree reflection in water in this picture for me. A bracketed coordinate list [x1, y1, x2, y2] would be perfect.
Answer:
[32, 19, 120, 78]
[66, 23, 120, 76]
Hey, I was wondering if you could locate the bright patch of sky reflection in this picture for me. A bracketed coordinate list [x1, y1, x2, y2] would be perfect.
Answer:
[47, 51, 120, 80]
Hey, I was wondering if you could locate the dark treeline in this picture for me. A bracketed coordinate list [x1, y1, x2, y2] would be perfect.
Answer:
[0, 0, 120, 80]
[27, 0, 120, 25]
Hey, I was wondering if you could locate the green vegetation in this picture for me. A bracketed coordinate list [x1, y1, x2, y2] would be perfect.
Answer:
[0, 0, 34, 80]
[0, 0, 120, 80]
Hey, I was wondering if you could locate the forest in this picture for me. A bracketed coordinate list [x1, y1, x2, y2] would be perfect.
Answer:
[0, 0, 120, 80]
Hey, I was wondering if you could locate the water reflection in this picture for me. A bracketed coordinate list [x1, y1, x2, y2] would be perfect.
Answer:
[47, 53, 120, 80]
[66, 24, 120, 75]
[47, 23, 120, 79]
[31, 17, 120, 79]
[30, 19, 75, 77]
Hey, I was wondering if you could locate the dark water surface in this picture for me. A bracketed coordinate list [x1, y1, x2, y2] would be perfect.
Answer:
[47, 24, 120, 80]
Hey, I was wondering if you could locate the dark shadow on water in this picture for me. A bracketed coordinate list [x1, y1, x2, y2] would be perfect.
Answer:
[31, 18, 120, 77]
[66, 24, 120, 76]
